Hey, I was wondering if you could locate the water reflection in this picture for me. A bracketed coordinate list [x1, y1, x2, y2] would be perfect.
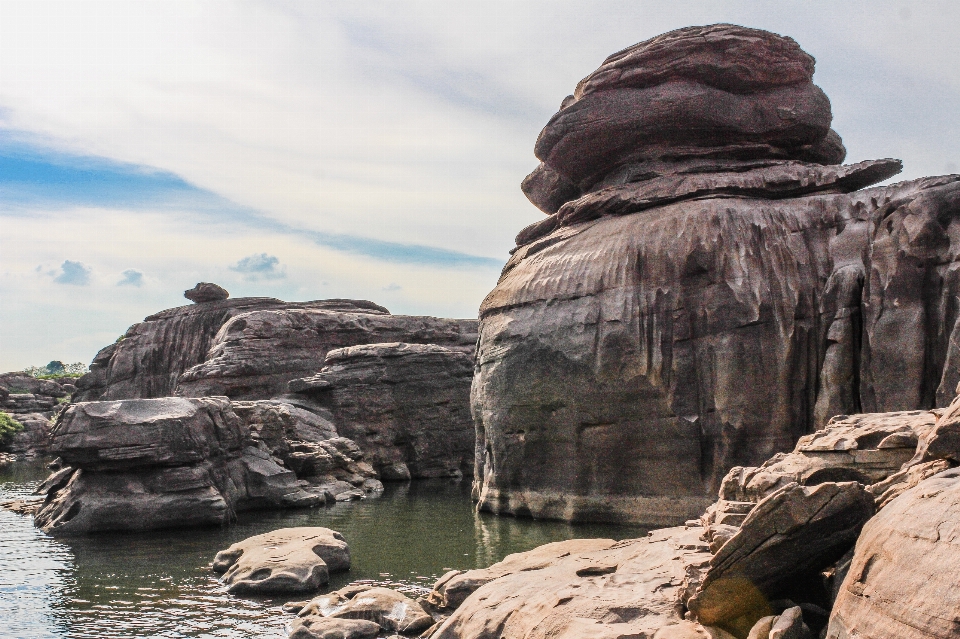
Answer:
[1, 462, 645, 638]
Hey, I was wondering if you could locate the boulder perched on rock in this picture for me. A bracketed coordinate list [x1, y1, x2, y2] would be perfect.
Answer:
[184, 282, 230, 303]
[34, 398, 325, 534]
[474, 22, 960, 526]
[290, 343, 475, 478]
[212, 527, 350, 594]
[827, 467, 960, 639]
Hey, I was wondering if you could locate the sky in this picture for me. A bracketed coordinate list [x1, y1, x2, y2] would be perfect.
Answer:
[1, 0, 959, 371]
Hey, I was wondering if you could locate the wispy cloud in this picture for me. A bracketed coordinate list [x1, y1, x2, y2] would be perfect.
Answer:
[117, 269, 144, 287]
[51, 260, 91, 286]
[230, 253, 285, 280]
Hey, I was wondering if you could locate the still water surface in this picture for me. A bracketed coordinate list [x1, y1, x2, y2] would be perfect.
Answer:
[0, 461, 645, 638]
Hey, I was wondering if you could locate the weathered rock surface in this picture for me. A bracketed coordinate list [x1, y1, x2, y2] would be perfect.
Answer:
[73, 298, 392, 402]
[178, 310, 477, 400]
[827, 467, 960, 638]
[291, 343, 475, 478]
[298, 585, 433, 635]
[689, 482, 873, 633]
[33, 398, 326, 534]
[0, 373, 76, 454]
[476, 22, 960, 525]
[212, 527, 350, 594]
[184, 281, 230, 303]
[288, 617, 381, 639]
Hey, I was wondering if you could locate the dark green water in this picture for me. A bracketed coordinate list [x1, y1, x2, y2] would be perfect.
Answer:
[0, 461, 646, 638]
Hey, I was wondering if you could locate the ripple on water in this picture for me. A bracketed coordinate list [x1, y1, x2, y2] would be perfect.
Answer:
[0, 460, 645, 638]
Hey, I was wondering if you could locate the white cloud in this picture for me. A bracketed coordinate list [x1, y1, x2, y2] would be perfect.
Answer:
[230, 253, 285, 280]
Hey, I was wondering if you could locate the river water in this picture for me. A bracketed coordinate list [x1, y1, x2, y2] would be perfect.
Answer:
[0, 461, 646, 639]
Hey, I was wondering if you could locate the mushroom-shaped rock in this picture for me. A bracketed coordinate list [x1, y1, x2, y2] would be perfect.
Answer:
[299, 586, 433, 635]
[184, 282, 229, 303]
[212, 527, 350, 594]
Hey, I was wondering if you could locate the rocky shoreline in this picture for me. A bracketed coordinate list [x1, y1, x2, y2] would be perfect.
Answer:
[4, 22, 960, 639]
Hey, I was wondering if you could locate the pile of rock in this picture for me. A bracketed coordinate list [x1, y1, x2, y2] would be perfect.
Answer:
[422, 393, 960, 639]
[473, 23, 960, 526]
[0, 372, 75, 456]
[32, 397, 380, 535]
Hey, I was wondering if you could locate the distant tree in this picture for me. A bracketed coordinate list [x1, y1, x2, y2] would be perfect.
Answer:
[23, 361, 89, 378]
[46, 361, 66, 374]
[0, 412, 23, 445]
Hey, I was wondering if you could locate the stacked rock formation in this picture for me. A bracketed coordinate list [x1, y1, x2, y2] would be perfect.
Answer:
[33, 397, 381, 534]
[289, 343, 475, 479]
[473, 24, 960, 525]
[421, 393, 960, 639]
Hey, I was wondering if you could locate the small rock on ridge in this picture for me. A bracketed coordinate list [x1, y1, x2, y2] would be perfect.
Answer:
[184, 282, 229, 303]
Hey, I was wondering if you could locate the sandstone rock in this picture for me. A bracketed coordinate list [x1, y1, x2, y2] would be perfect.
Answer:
[33, 398, 324, 534]
[288, 617, 380, 639]
[717, 410, 936, 504]
[291, 343, 475, 478]
[748, 607, 812, 639]
[430, 527, 714, 639]
[477, 174, 960, 525]
[827, 467, 960, 639]
[299, 586, 433, 635]
[184, 282, 230, 303]
[520, 162, 580, 215]
[3, 412, 53, 455]
[689, 482, 874, 632]
[177, 310, 477, 400]
[867, 458, 951, 509]
[212, 527, 349, 594]
[72, 298, 391, 402]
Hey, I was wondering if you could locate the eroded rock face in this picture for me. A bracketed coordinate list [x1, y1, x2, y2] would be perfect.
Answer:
[72, 298, 394, 402]
[827, 467, 960, 639]
[475, 21, 960, 526]
[212, 527, 350, 594]
[290, 343, 475, 478]
[34, 398, 326, 534]
[178, 310, 477, 400]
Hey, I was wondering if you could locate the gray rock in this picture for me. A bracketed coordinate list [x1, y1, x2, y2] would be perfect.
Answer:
[288, 617, 380, 639]
[291, 343, 475, 478]
[184, 282, 230, 303]
[212, 527, 349, 594]
[299, 586, 433, 635]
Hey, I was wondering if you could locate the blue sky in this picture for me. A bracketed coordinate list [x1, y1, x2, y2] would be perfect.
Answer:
[1, 0, 959, 370]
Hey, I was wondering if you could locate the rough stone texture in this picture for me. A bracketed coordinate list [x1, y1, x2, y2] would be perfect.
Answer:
[72, 298, 392, 402]
[299, 586, 434, 635]
[0, 374, 73, 454]
[477, 174, 960, 526]
[288, 617, 381, 639]
[717, 410, 936, 504]
[184, 282, 230, 303]
[3, 412, 54, 455]
[827, 467, 960, 639]
[177, 310, 477, 400]
[689, 482, 873, 633]
[430, 527, 721, 639]
[212, 527, 349, 594]
[33, 398, 325, 534]
[290, 343, 475, 478]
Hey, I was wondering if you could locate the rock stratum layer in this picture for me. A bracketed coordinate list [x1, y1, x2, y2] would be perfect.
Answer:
[74, 296, 476, 402]
[474, 23, 960, 525]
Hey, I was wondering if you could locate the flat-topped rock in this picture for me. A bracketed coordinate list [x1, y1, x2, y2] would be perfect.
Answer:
[212, 527, 350, 594]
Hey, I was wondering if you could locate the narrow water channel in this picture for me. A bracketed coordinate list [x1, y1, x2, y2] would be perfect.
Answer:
[1, 461, 647, 638]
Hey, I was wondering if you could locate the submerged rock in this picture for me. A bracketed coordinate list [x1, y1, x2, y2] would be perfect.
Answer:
[213, 527, 350, 594]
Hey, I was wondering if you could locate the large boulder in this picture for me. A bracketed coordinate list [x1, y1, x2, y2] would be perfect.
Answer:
[184, 281, 229, 303]
[298, 586, 434, 635]
[474, 21, 960, 526]
[212, 527, 350, 594]
[827, 467, 960, 639]
[33, 398, 326, 534]
[290, 343, 475, 478]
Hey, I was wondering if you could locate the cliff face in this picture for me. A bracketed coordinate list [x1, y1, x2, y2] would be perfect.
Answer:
[472, 24, 960, 526]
